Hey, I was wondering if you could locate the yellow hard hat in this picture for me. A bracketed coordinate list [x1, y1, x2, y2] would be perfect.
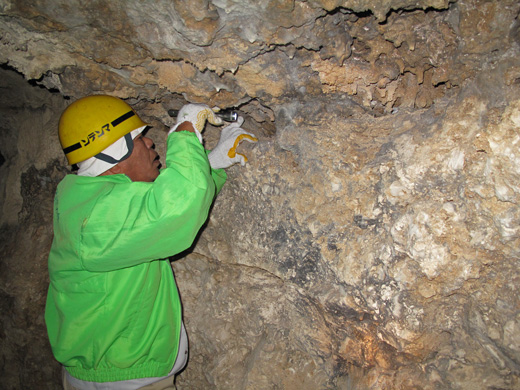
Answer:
[59, 95, 148, 165]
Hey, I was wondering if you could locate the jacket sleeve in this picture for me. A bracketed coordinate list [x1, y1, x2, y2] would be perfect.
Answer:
[79, 131, 224, 272]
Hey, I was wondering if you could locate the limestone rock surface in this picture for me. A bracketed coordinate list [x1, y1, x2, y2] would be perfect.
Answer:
[1, 0, 520, 389]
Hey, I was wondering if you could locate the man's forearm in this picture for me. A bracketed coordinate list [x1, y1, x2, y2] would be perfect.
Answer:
[176, 121, 195, 133]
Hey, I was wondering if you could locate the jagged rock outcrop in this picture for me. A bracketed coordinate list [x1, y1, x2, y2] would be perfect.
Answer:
[1, 0, 519, 389]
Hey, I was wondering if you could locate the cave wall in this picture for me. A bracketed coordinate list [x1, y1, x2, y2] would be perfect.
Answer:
[1, 0, 520, 389]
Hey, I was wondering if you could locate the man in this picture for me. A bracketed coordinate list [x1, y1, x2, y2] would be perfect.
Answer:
[44, 95, 257, 389]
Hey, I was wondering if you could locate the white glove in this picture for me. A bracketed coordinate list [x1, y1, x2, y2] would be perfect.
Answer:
[169, 103, 223, 143]
[208, 117, 258, 169]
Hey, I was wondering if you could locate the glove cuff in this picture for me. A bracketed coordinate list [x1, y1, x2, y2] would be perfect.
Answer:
[169, 122, 203, 144]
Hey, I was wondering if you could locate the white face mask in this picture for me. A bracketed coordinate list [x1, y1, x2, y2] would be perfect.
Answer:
[77, 126, 147, 177]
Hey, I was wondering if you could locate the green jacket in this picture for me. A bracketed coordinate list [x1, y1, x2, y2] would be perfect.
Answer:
[45, 131, 226, 382]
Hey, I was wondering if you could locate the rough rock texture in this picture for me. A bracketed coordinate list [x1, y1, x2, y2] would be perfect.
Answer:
[1, 0, 520, 389]
[0, 68, 69, 389]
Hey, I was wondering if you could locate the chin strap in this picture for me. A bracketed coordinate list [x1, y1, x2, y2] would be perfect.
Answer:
[94, 133, 134, 164]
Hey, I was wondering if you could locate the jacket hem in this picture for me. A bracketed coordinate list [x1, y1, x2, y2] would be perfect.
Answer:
[66, 361, 174, 383]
